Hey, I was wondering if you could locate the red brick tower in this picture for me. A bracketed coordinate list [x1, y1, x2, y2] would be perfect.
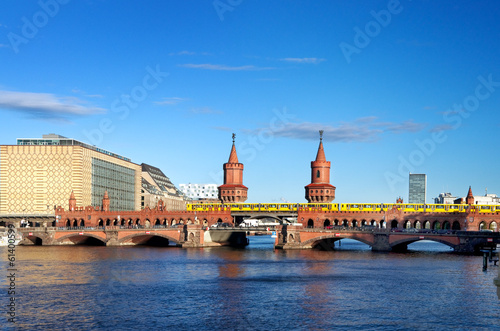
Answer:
[102, 191, 110, 211]
[305, 131, 336, 202]
[69, 191, 76, 211]
[466, 186, 474, 205]
[218, 134, 248, 203]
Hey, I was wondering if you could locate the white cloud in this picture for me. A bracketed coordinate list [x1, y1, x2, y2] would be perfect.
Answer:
[281, 57, 326, 64]
[179, 63, 274, 71]
[154, 97, 188, 105]
[0, 90, 105, 119]
[253, 117, 426, 143]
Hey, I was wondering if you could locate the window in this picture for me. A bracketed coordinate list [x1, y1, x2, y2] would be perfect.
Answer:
[316, 170, 320, 178]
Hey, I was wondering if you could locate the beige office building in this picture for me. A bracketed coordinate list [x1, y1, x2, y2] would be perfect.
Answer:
[0, 134, 141, 215]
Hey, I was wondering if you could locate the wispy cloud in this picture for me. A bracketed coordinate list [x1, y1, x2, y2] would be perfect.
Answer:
[179, 63, 274, 71]
[0, 90, 105, 119]
[252, 117, 426, 143]
[169, 50, 196, 56]
[154, 97, 188, 105]
[429, 124, 454, 133]
[280, 57, 326, 64]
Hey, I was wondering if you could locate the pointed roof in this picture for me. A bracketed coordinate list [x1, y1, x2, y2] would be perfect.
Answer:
[228, 143, 239, 163]
[315, 140, 326, 162]
[467, 186, 473, 198]
[69, 191, 75, 200]
[103, 191, 109, 199]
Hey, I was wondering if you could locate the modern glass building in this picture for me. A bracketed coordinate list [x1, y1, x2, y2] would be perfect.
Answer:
[1, 134, 141, 214]
[409, 173, 427, 204]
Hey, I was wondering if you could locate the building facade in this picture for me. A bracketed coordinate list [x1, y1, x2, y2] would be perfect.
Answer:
[0, 134, 141, 214]
[409, 173, 426, 204]
[141, 163, 186, 210]
[179, 183, 218, 200]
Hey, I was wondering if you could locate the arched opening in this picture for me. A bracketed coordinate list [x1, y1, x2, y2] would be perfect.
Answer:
[342, 219, 348, 227]
[203, 219, 208, 227]
[288, 233, 295, 243]
[135, 219, 141, 227]
[442, 221, 450, 230]
[390, 220, 398, 229]
[352, 219, 358, 228]
[113, 219, 118, 226]
[432, 221, 441, 230]
[414, 221, 421, 229]
[361, 219, 367, 226]
[73, 219, 78, 227]
[479, 221, 486, 230]
[490, 221, 497, 232]
[79, 220, 85, 227]
[323, 219, 331, 228]
[307, 219, 314, 228]
[155, 219, 161, 226]
[65, 219, 71, 227]
[121, 219, 126, 226]
[98, 219, 104, 227]
[106, 219, 111, 226]
[186, 219, 193, 225]
[424, 221, 431, 229]
[404, 220, 412, 229]
[334, 219, 339, 226]
[452, 221, 461, 230]
[171, 220, 177, 226]
[380, 221, 386, 229]
[371, 219, 377, 227]
[145, 220, 150, 228]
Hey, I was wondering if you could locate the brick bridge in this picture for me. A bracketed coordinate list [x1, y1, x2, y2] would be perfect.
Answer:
[275, 226, 500, 253]
[17, 225, 248, 248]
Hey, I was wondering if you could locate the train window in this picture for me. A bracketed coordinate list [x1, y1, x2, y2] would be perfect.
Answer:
[407, 205, 414, 209]
[364, 205, 371, 208]
[352, 204, 358, 208]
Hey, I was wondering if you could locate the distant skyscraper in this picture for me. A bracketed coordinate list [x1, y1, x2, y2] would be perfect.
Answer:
[409, 174, 426, 204]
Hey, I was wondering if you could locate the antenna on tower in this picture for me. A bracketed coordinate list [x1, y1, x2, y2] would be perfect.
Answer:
[232, 133, 236, 144]
[319, 130, 324, 141]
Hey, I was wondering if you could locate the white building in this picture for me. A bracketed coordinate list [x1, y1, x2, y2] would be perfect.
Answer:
[434, 193, 457, 204]
[471, 193, 500, 205]
[179, 183, 218, 200]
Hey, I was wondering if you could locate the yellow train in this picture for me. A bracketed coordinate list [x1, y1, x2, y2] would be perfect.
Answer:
[187, 202, 500, 214]
[186, 203, 339, 212]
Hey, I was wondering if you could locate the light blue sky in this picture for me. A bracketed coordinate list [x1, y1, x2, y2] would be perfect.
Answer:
[1, 0, 500, 203]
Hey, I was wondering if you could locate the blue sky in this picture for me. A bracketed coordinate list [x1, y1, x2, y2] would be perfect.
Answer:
[1, 0, 500, 203]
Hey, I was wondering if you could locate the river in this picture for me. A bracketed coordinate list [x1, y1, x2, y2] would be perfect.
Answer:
[1, 237, 499, 330]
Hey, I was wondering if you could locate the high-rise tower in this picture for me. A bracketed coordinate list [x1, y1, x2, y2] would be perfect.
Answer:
[218, 134, 248, 203]
[305, 131, 335, 202]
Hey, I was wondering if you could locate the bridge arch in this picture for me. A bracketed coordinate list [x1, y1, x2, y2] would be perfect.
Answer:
[414, 220, 422, 229]
[55, 233, 107, 246]
[490, 221, 498, 231]
[391, 237, 457, 252]
[390, 220, 398, 229]
[323, 219, 331, 228]
[307, 219, 314, 228]
[303, 234, 375, 249]
[23, 234, 44, 245]
[119, 232, 180, 246]
[432, 221, 441, 230]
[452, 221, 461, 230]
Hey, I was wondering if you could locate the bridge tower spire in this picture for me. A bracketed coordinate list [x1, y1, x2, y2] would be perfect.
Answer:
[466, 186, 474, 205]
[305, 130, 336, 202]
[218, 133, 248, 203]
[69, 191, 76, 211]
[102, 190, 110, 211]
